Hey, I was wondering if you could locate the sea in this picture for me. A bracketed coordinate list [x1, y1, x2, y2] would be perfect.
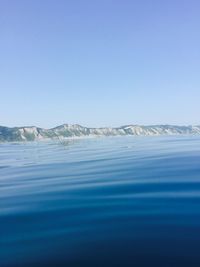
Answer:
[1, 135, 200, 267]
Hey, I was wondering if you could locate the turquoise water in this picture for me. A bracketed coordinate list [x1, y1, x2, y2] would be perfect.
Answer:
[1, 136, 200, 267]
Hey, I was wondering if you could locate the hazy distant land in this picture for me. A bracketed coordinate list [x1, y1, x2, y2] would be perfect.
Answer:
[0, 124, 200, 142]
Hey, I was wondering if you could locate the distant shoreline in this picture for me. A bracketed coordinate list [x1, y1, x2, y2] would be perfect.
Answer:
[0, 124, 200, 142]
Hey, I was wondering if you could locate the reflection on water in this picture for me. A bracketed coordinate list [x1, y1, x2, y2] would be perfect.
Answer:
[1, 136, 200, 267]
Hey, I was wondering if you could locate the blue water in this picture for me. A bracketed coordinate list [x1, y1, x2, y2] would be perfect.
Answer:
[1, 136, 200, 267]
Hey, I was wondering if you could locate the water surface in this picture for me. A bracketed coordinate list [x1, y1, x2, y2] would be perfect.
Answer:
[1, 136, 200, 266]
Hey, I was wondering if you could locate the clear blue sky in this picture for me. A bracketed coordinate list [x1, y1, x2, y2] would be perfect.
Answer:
[0, 0, 200, 128]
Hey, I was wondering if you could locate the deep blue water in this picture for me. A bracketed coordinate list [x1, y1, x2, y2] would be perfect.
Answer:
[1, 136, 200, 267]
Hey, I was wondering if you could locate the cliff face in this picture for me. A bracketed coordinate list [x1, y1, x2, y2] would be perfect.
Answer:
[0, 124, 200, 142]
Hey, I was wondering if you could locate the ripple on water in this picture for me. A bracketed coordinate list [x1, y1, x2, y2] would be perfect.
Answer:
[1, 136, 200, 266]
